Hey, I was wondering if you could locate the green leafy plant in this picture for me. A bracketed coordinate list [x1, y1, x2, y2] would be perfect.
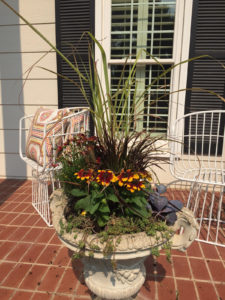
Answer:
[56, 133, 153, 228]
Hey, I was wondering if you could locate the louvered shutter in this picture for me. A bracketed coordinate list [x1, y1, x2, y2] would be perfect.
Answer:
[185, 0, 225, 155]
[55, 0, 95, 108]
[185, 0, 225, 113]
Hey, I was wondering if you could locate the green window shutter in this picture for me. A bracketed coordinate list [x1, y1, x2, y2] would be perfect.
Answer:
[185, 0, 225, 113]
[55, 0, 95, 108]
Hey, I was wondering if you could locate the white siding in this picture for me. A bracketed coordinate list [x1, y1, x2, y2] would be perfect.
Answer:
[0, 0, 57, 178]
[0, 24, 55, 52]
[0, 0, 55, 25]
[0, 80, 58, 106]
[0, 53, 56, 80]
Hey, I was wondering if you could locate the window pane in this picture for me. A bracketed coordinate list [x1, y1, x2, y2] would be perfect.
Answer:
[111, 64, 171, 135]
[111, 0, 176, 59]
[144, 64, 171, 134]
[111, 65, 135, 128]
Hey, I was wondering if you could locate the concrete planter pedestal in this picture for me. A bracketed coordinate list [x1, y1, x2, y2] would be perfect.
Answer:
[50, 189, 199, 300]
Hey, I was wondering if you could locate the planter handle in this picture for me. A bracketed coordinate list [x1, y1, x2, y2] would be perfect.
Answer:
[170, 207, 199, 252]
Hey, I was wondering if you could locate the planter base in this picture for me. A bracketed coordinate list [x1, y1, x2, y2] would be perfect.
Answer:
[83, 257, 146, 300]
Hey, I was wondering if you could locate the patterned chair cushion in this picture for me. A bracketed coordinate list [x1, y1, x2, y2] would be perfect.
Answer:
[26, 107, 69, 166]
[65, 110, 89, 140]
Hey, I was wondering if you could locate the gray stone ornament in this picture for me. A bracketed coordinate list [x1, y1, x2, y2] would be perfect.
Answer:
[50, 189, 199, 300]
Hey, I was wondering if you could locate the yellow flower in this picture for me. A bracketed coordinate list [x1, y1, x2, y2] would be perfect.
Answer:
[81, 211, 86, 216]
[140, 171, 152, 182]
[118, 169, 140, 184]
[111, 174, 118, 182]
[126, 181, 145, 193]
[96, 170, 118, 186]
[75, 169, 94, 182]
[133, 173, 140, 180]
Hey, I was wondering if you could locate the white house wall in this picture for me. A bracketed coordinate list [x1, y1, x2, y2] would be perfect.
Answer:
[0, 0, 57, 178]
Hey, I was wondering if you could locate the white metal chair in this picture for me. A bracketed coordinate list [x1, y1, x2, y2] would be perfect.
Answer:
[19, 107, 90, 226]
[170, 110, 225, 247]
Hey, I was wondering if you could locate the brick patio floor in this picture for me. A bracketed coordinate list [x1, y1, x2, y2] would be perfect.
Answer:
[0, 179, 224, 300]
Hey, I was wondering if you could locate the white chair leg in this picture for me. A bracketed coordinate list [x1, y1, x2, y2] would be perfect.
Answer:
[167, 180, 225, 247]
[31, 169, 53, 227]
[187, 183, 225, 247]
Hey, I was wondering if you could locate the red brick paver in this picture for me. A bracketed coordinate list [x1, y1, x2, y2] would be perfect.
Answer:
[0, 179, 224, 300]
[0, 288, 14, 300]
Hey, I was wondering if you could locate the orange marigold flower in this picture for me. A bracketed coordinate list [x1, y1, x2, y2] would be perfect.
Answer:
[96, 170, 118, 186]
[75, 169, 94, 181]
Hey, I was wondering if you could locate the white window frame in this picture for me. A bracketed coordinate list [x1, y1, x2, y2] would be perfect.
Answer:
[95, 0, 193, 137]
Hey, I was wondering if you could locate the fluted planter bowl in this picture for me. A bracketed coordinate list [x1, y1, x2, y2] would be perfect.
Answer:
[50, 189, 199, 300]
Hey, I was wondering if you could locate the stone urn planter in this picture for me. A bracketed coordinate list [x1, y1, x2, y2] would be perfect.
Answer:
[50, 189, 199, 300]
